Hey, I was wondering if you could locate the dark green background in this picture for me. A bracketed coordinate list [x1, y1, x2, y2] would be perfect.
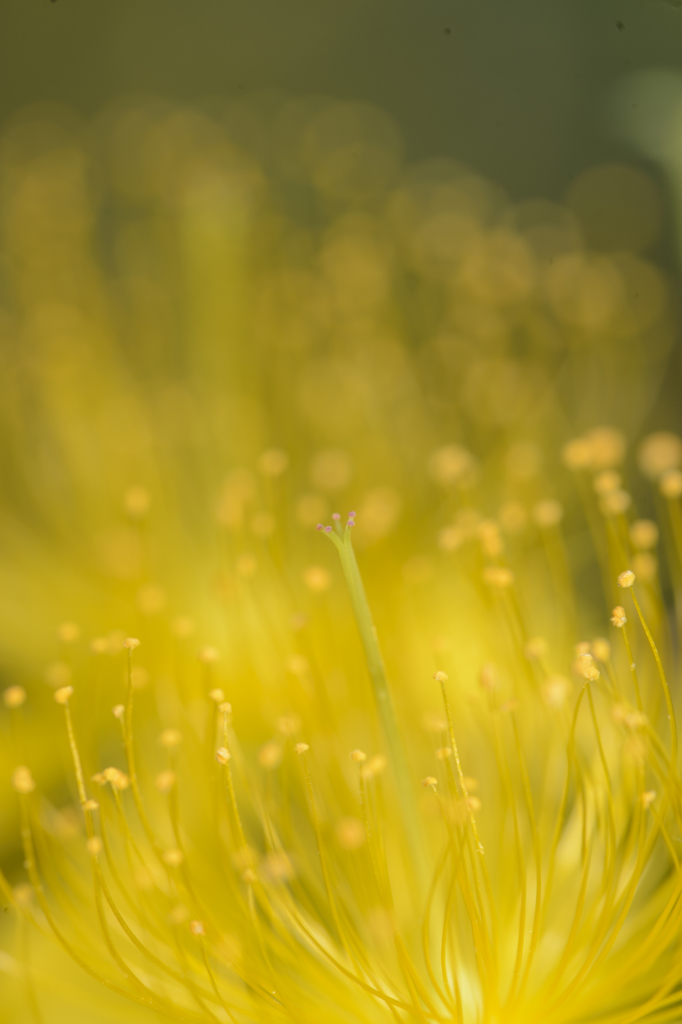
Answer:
[2, 0, 681, 201]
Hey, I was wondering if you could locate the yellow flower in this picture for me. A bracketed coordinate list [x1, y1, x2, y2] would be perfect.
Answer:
[0, 96, 680, 1023]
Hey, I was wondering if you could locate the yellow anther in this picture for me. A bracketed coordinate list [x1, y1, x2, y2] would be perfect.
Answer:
[54, 685, 74, 705]
[482, 566, 514, 588]
[422, 776, 438, 787]
[12, 766, 35, 794]
[113, 772, 130, 791]
[123, 637, 140, 651]
[618, 569, 636, 588]
[630, 519, 659, 550]
[3, 685, 26, 709]
[199, 646, 219, 663]
[562, 437, 593, 470]
[593, 470, 621, 495]
[600, 489, 632, 517]
[13, 884, 33, 907]
[236, 553, 257, 577]
[293, 742, 309, 755]
[479, 663, 499, 691]
[360, 754, 387, 780]
[86, 836, 103, 856]
[466, 795, 482, 812]
[162, 848, 184, 867]
[632, 552, 657, 583]
[208, 688, 224, 703]
[660, 469, 682, 499]
[524, 636, 547, 661]
[335, 817, 366, 850]
[428, 443, 475, 486]
[624, 711, 648, 731]
[258, 741, 282, 769]
[83, 799, 99, 812]
[591, 638, 611, 662]
[124, 485, 151, 518]
[277, 714, 301, 736]
[158, 728, 182, 748]
[637, 431, 682, 479]
[262, 851, 295, 882]
[156, 770, 176, 793]
[433, 671, 448, 682]
[350, 749, 367, 763]
[478, 519, 504, 557]
[533, 499, 564, 528]
[103, 767, 130, 790]
[641, 790, 657, 808]
[190, 919, 206, 937]
[302, 565, 332, 593]
[218, 702, 232, 716]
[215, 747, 231, 765]
[287, 654, 309, 676]
[542, 675, 571, 709]
[585, 426, 626, 469]
[58, 622, 80, 644]
[258, 447, 289, 477]
[438, 524, 464, 552]
[611, 605, 627, 627]
[435, 746, 452, 760]
[112, 704, 125, 719]
[575, 653, 600, 681]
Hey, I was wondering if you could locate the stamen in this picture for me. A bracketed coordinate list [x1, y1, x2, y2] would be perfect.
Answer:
[12, 766, 35, 794]
[3, 686, 26, 709]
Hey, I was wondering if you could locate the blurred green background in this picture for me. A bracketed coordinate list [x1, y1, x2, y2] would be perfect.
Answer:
[4, 0, 682, 438]
[2, 0, 681, 202]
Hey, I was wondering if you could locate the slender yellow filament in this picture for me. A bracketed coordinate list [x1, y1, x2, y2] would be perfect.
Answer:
[630, 588, 678, 770]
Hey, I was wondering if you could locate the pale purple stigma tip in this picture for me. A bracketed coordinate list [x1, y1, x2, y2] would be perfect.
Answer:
[316, 524, 324, 531]
[348, 511, 356, 518]
[324, 525, 332, 533]
[331, 513, 341, 521]
[347, 520, 355, 527]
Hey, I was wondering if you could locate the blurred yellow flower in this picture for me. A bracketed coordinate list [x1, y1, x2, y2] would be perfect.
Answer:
[0, 95, 681, 1024]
